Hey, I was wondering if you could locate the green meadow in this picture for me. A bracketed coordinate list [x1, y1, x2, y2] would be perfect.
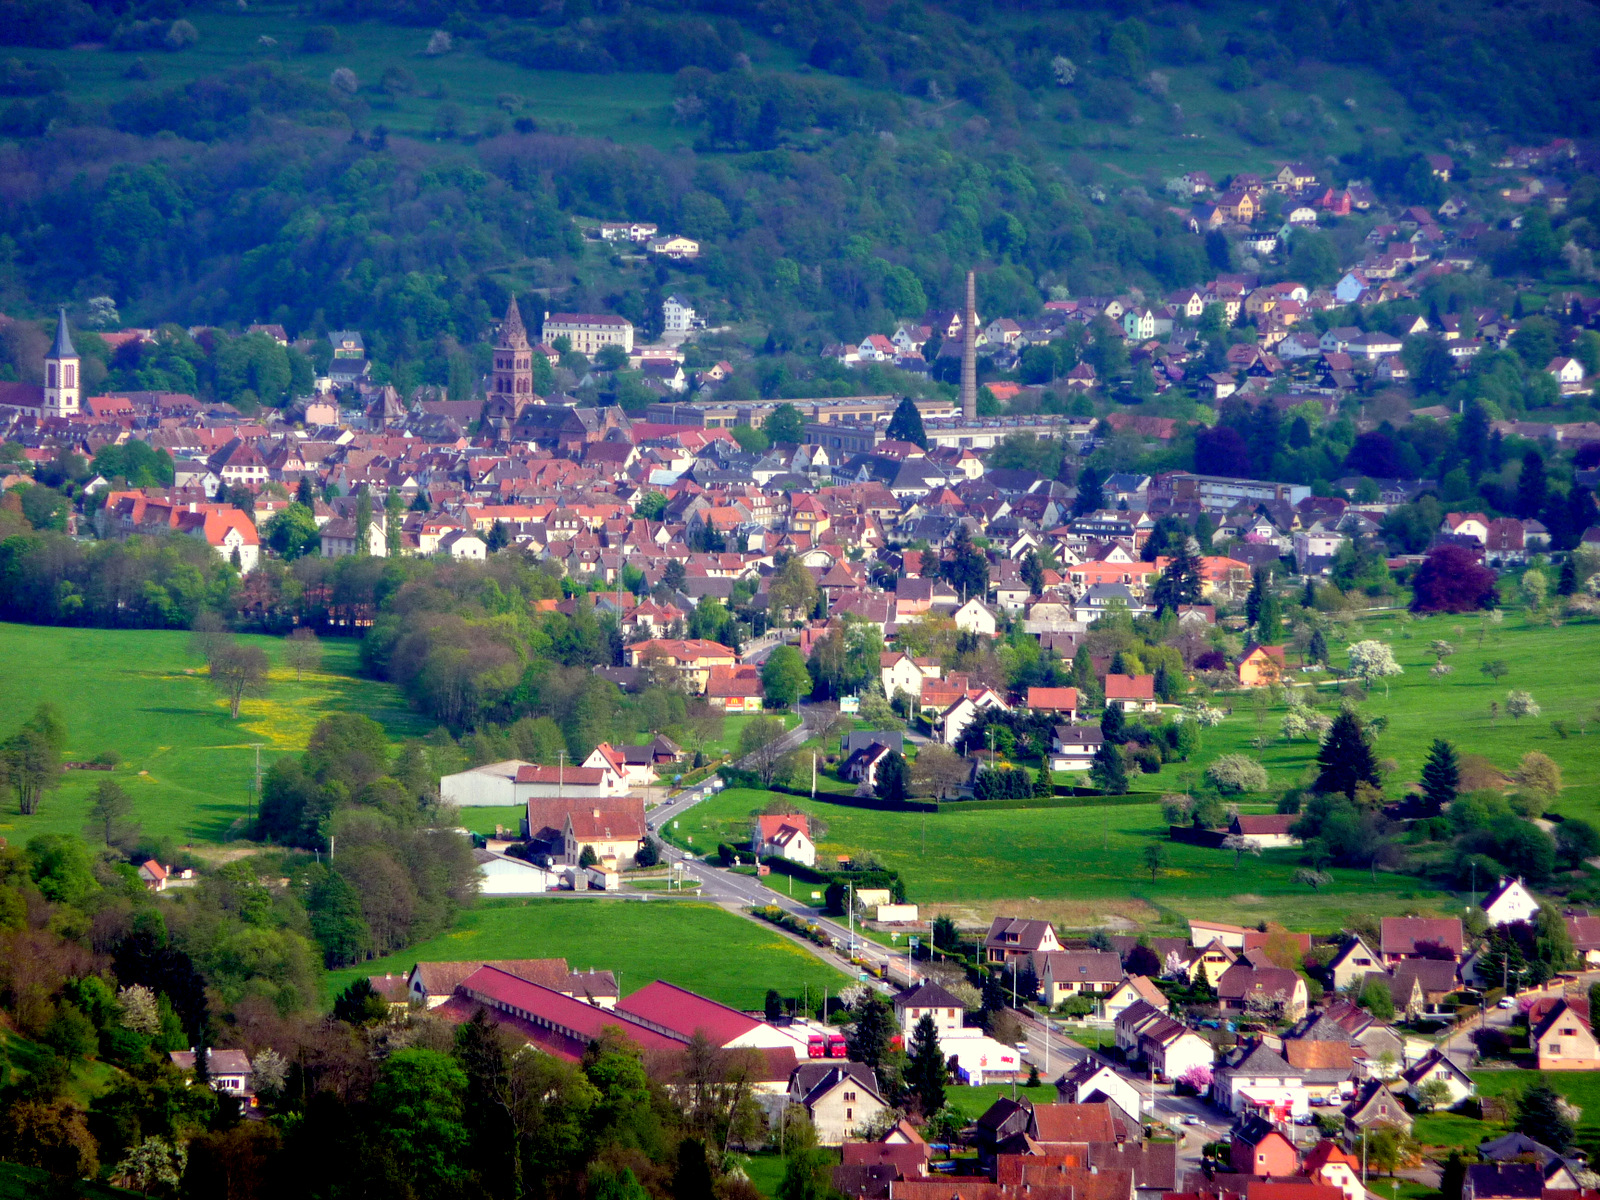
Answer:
[0, 622, 430, 847]
[322, 898, 848, 1011]
[1200, 609, 1600, 814]
[663, 787, 1447, 933]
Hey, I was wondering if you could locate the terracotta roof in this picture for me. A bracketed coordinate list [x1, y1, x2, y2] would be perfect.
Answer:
[617, 979, 765, 1046]
[1283, 1040, 1354, 1070]
[1379, 917, 1463, 957]
[1028, 687, 1080, 710]
[515, 764, 607, 785]
[1104, 674, 1155, 701]
[1031, 1103, 1117, 1143]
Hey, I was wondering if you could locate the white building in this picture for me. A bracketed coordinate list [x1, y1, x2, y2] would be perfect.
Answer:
[663, 295, 697, 334]
[1483, 876, 1541, 927]
[475, 849, 558, 895]
[542, 311, 635, 355]
[440, 760, 628, 807]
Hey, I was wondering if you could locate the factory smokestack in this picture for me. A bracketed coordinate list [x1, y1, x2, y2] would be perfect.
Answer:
[960, 270, 977, 421]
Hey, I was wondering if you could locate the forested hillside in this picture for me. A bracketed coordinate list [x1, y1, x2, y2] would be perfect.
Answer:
[1, 0, 1598, 395]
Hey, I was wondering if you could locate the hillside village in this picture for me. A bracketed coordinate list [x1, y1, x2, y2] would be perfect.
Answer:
[4, 116, 1600, 1200]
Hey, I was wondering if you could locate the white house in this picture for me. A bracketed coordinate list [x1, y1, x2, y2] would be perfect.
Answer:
[1048, 724, 1103, 772]
[1401, 1051, 1475, 1108]
[440, 760, 629, 807]
[1548, 357, 1587, 393]
[880, 651, 940, 701]
[663, 295, 697, 334]
[893, 981, 966, 1035]
[1056, 1057, 1144, 1120]
[752, 813, 816, 868]
[1334, 272, 1369, 304]
[937, 688, 1009, 746]
[952, 597, 1000, 636]
[1483, 876, 1541, 927]
[476, 848, 557, 895]
[438, 529, 487, 560]
[1143, 1021, 1216, 1083]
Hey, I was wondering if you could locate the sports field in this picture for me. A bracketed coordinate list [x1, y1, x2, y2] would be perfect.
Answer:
[0, 623, 429, 846]
[322, 898, 848, 1011]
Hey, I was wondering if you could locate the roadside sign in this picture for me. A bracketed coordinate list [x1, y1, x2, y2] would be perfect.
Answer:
[811, 891, 822, 900]
[909, 937, 920, 950]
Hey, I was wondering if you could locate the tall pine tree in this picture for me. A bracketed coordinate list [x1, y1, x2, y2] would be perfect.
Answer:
[1151, 541, 1203, 615]
[1420, 739, 1460, 812]
[905, 1013, 947, 1119]
[1315, 706, 1380, 798]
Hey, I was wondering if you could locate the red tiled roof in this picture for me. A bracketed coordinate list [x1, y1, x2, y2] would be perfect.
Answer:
[515, 765, 607, 785]
[1028, 687, 1080, 710]
[1104, 674, 1155, 701]
[616, 979, 762, 1046]
[452, 965, 683, 1060]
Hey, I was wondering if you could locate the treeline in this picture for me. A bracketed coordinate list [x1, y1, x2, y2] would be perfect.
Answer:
[0, 828, 846, 1200]
[259, 713, 479, 964]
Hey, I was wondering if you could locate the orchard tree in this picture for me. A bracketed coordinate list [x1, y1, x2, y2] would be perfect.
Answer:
[1347, 640, 1403, 697]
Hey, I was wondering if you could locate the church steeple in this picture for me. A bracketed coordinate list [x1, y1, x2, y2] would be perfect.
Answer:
[43, 307, 80, 418]
[492, 296, 533, 401]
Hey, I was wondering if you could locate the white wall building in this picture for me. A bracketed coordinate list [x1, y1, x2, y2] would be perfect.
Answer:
[663, 295, 697, 334]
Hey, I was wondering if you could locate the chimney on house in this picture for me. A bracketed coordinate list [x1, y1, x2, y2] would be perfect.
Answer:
[960, 269, 978, 422]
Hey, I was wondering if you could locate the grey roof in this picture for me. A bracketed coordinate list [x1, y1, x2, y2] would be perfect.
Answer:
[843, 730, 904, 757]
[895, 980, 964, 1010]
[50, 308, 76, 359]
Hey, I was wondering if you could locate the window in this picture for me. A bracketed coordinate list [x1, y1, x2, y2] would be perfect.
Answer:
[843, 1091, 856, 1102]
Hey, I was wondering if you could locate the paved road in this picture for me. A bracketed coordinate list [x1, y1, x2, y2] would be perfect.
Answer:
[646, 705, 904, 978]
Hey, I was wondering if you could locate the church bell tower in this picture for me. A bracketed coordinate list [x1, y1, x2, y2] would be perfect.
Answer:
[43, 307, 80, 418]
[492, 296, 534, 403]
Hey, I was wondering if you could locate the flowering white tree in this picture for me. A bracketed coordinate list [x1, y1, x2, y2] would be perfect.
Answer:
[1182, 702, 1226, 727]
[1506, 690, 1541, 720]
[1348, 639, 1404, 696]
[116, 984, 161, 1036]
[1280, 708, 1309, 741]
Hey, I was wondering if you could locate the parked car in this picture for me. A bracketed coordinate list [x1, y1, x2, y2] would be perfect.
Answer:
[1499, 996, 1516, 1010]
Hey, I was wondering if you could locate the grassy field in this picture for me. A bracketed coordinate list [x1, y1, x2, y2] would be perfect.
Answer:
[322, 898, 848, 1010]
[0, 1027, 122, 1109]
[1471, 1069, 1600, 1159]
[662, 788, 1448, 934]
[943, 1080, 1055, 1120]
[0, 623, 430, 848]
[1199, 610, 1600, 815]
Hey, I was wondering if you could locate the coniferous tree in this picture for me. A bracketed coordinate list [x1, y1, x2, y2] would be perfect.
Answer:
[1516, 1082, 1575, 1153]
[1246, 568, 1266, 627]
[1150, 541, 1203, 615]
[885, 398, 928, 449]
[1100, 702, 1127, 745]
[1256, 589, 1282, 644]
[1307, 628, 1329, 666]
[1034, 760, 1054, 798]
[1090, 740, 1128, 794]
[1302, 579, 1317, 608]
[846, 993, 897, 1070]
[905, 1013, 947, 1118]
[1558, 556, 1578, 596]
[1315, 706, 1380, 798]
[874, 751, 911, 803]
[296, 477, 314, 507]
[1420, 739, 1460, 812]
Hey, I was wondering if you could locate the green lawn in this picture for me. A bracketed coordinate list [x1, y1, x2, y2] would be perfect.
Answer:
[1472, 1069, 1600, 1158]
[663, 788, 1447, 933]
[943, 1081, 1054, 1120]
[1412, 1111, 1496, 1149]
[0, 1027, 122, 1110]
[1200, 610, 1600, 816]
[323, 898, 847, 1010]
[0, 623, 430, 847]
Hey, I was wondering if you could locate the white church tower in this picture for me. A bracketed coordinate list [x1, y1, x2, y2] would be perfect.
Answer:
[43, 307, 80, 418]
